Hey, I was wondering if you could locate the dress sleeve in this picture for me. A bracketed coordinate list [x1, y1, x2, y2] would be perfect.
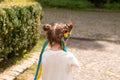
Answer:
[68, 52, 80, 67]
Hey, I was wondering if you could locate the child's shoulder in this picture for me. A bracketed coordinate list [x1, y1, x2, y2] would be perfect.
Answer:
[43, 49, 73, 56]
[65, 51, 75, 58]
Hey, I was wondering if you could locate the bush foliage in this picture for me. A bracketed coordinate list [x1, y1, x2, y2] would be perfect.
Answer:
[37, 0, 93, 9]
[0, 1, 42, 61]
[37, 0, 120, 10]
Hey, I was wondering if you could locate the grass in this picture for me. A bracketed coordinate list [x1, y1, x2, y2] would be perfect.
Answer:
[14, 63, 37, 80]
[0, 36, 45, 74]
[15, 36, 45, 80]
[30, 36, 45, 53]
[0, 53, 28, 74]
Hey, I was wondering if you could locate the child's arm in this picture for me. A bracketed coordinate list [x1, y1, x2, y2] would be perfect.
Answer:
[68, 52, 80, 67]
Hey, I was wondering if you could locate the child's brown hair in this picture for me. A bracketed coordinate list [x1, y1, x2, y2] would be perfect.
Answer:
[43, 22, 73, 47]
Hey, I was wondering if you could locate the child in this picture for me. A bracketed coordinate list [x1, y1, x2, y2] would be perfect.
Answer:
[36, 22, 79, 80]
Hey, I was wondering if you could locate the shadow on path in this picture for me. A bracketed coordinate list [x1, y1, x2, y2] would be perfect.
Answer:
[67, 38, 105, 51]
[67, 38, 120, 51]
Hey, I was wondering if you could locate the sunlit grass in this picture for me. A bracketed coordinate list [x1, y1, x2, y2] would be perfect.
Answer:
[15, 63, 37, 80]
[15, 36, 45, 80]
[30, 36, 45, 53]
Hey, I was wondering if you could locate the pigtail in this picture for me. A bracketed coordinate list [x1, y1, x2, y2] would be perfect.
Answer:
[66, 21, 73, 31]
[43, 24, 52, 31]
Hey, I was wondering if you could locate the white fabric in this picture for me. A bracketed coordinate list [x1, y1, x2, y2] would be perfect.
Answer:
[41, 49, 79, 80]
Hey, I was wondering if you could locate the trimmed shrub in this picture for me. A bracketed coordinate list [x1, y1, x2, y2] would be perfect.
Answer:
[37, 0, 93, 9]
[0, 1, 42, 60]
[104, 2, 120, 10]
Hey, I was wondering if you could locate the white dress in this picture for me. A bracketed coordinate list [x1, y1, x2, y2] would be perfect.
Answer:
[41, 49, 79, 80]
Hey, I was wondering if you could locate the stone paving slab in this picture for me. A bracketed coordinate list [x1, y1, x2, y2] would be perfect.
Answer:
[0, 75, 15, 80]
[5, 71, 20, 76]
[0, 52, 40, 80]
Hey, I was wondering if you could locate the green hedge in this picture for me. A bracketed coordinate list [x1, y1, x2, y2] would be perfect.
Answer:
[0, 1, 42, 61]
[37, 0, 93, 9]
[37, 0, 120, 10]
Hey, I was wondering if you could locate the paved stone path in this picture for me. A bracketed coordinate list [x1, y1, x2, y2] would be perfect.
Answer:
[67, 39, 120, 80]
[0, 52, 40, 80]
[41, 8, 120, 41]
